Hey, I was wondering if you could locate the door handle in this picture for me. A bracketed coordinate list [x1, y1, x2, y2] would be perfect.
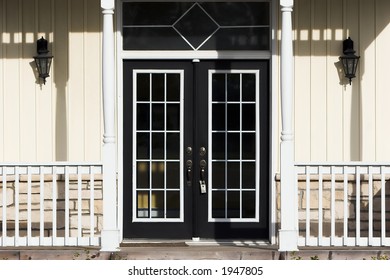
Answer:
[200, 159, 206, 181]
[186, 160, 193, 186]
[199, 160, 207, 194]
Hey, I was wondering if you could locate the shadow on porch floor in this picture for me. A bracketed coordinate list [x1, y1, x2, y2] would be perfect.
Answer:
[1, 244, 390, 260]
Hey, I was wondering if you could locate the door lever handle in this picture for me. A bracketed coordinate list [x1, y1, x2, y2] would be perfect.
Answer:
[199, 160, 207, 193]
[186, 160, 193, 186]
[200, 159, 207, 181]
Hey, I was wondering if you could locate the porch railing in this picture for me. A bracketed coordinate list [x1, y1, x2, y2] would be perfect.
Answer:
[0, 163, 103, 247]
[296, 163, 390, 247]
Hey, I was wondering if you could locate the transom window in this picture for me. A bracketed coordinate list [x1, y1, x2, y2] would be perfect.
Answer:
[123, 2, 270, 51]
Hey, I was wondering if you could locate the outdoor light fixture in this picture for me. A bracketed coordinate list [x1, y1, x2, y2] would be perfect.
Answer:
[339, 37, 360, 85]
[33, 37, 53, 85]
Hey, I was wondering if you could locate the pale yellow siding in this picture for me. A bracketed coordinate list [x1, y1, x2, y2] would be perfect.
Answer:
[292, 0, 390, 162]
[0, 0, 102, 162]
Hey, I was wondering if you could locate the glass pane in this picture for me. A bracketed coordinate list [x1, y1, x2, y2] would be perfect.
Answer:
[137, 162, 149, 189]
[137, 104, 150, 130]
[200, 27, 270, 51]
[152, 133, 164, 159]
[242, 133, 256, 160]
[167, 104, 180, 130]
[227, 191, 240, 218]
[166, 133, 180, 159]
[227, 104, 240, 131]
[212, 162, 225, 189]
[227, 74, 240, 102]
[200, 2, 270, 26]
[227, 133, 240, 159]
[242, 74, 256, 102]
[123, 27, 192, 50]
[166, 191, 180, 218]
[212, 133, 225, 159]
[212, 191, 226, 218]
[212, 73, 226, 102]
[152, 74, 165, 101]
[151, 191, 164, 218]
[152, 162, 164, 189]
[167, 74, 180, 101]
[212, 104, 225, 131]
[152, 104, 164, 130]
[137, 191, 149, 218]
[242, 104, 256, 131]
[242, 191, 256, 218]
[123, 2, 270, 51]
[137, 73, 150, 101]
[166, 162, 180, 189]
[227, 162, 240, 189]
[242, 162, 256, 189]
[173, 5, 218, 49]
[123, 2, 194, 25]
[136, 133, 150, 159]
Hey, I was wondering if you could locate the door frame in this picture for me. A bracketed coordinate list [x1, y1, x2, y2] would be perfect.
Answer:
[116, 0, 279, 243]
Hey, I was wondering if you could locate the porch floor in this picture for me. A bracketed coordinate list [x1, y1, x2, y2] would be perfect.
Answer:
[1, 244, 390, 260]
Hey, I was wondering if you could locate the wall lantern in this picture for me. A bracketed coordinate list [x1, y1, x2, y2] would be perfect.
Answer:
[33, 37, 53, 85]
[339, 37, 360, 85]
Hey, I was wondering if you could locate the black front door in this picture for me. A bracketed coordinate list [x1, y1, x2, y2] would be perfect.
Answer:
[123, 60, 269, 240]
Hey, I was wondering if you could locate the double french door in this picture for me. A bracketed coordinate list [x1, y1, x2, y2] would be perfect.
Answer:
[123, 60, 269, 240]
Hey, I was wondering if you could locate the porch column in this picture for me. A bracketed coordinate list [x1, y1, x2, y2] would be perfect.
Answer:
[278, 0, 298, 251]
[100, 0, 120, 251]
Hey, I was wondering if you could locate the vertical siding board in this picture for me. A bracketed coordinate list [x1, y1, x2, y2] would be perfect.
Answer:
[344, 0, 360, 161]
[375, 0, 390, 160]
[4, 0, 21, 161]
[310, 0, 327, 161]
[294, 0, 312, 162]
[20, 0, 37, 161]
[84, 0, 102, 162]
[53, 0, 69, 161]
[68, 0, 85, 161]
[36, 0, 53, 161]
[359, 0, 376, 161]
[327, 0, 344, 161]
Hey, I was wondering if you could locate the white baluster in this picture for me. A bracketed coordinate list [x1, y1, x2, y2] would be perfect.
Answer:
[343, 166, 348, 246]
[381, 166, 386, 245]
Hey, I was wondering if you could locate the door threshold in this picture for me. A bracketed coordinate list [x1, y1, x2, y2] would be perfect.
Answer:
[121, 239, 189, 247]
[121, 239, 270, 247]
[186, 239, 270, 247]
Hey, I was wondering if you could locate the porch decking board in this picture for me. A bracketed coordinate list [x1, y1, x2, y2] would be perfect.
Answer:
[1, 246, 390, 260]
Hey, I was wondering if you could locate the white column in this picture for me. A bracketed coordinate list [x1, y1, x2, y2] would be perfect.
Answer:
[278, 0, 298, 252]
[100, 0, 120, 252]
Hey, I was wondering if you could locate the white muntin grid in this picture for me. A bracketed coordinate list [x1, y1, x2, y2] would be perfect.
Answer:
[131, 68, 260, 224]
[132, 69, 184, 222]
[208, 69, 260, 223]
